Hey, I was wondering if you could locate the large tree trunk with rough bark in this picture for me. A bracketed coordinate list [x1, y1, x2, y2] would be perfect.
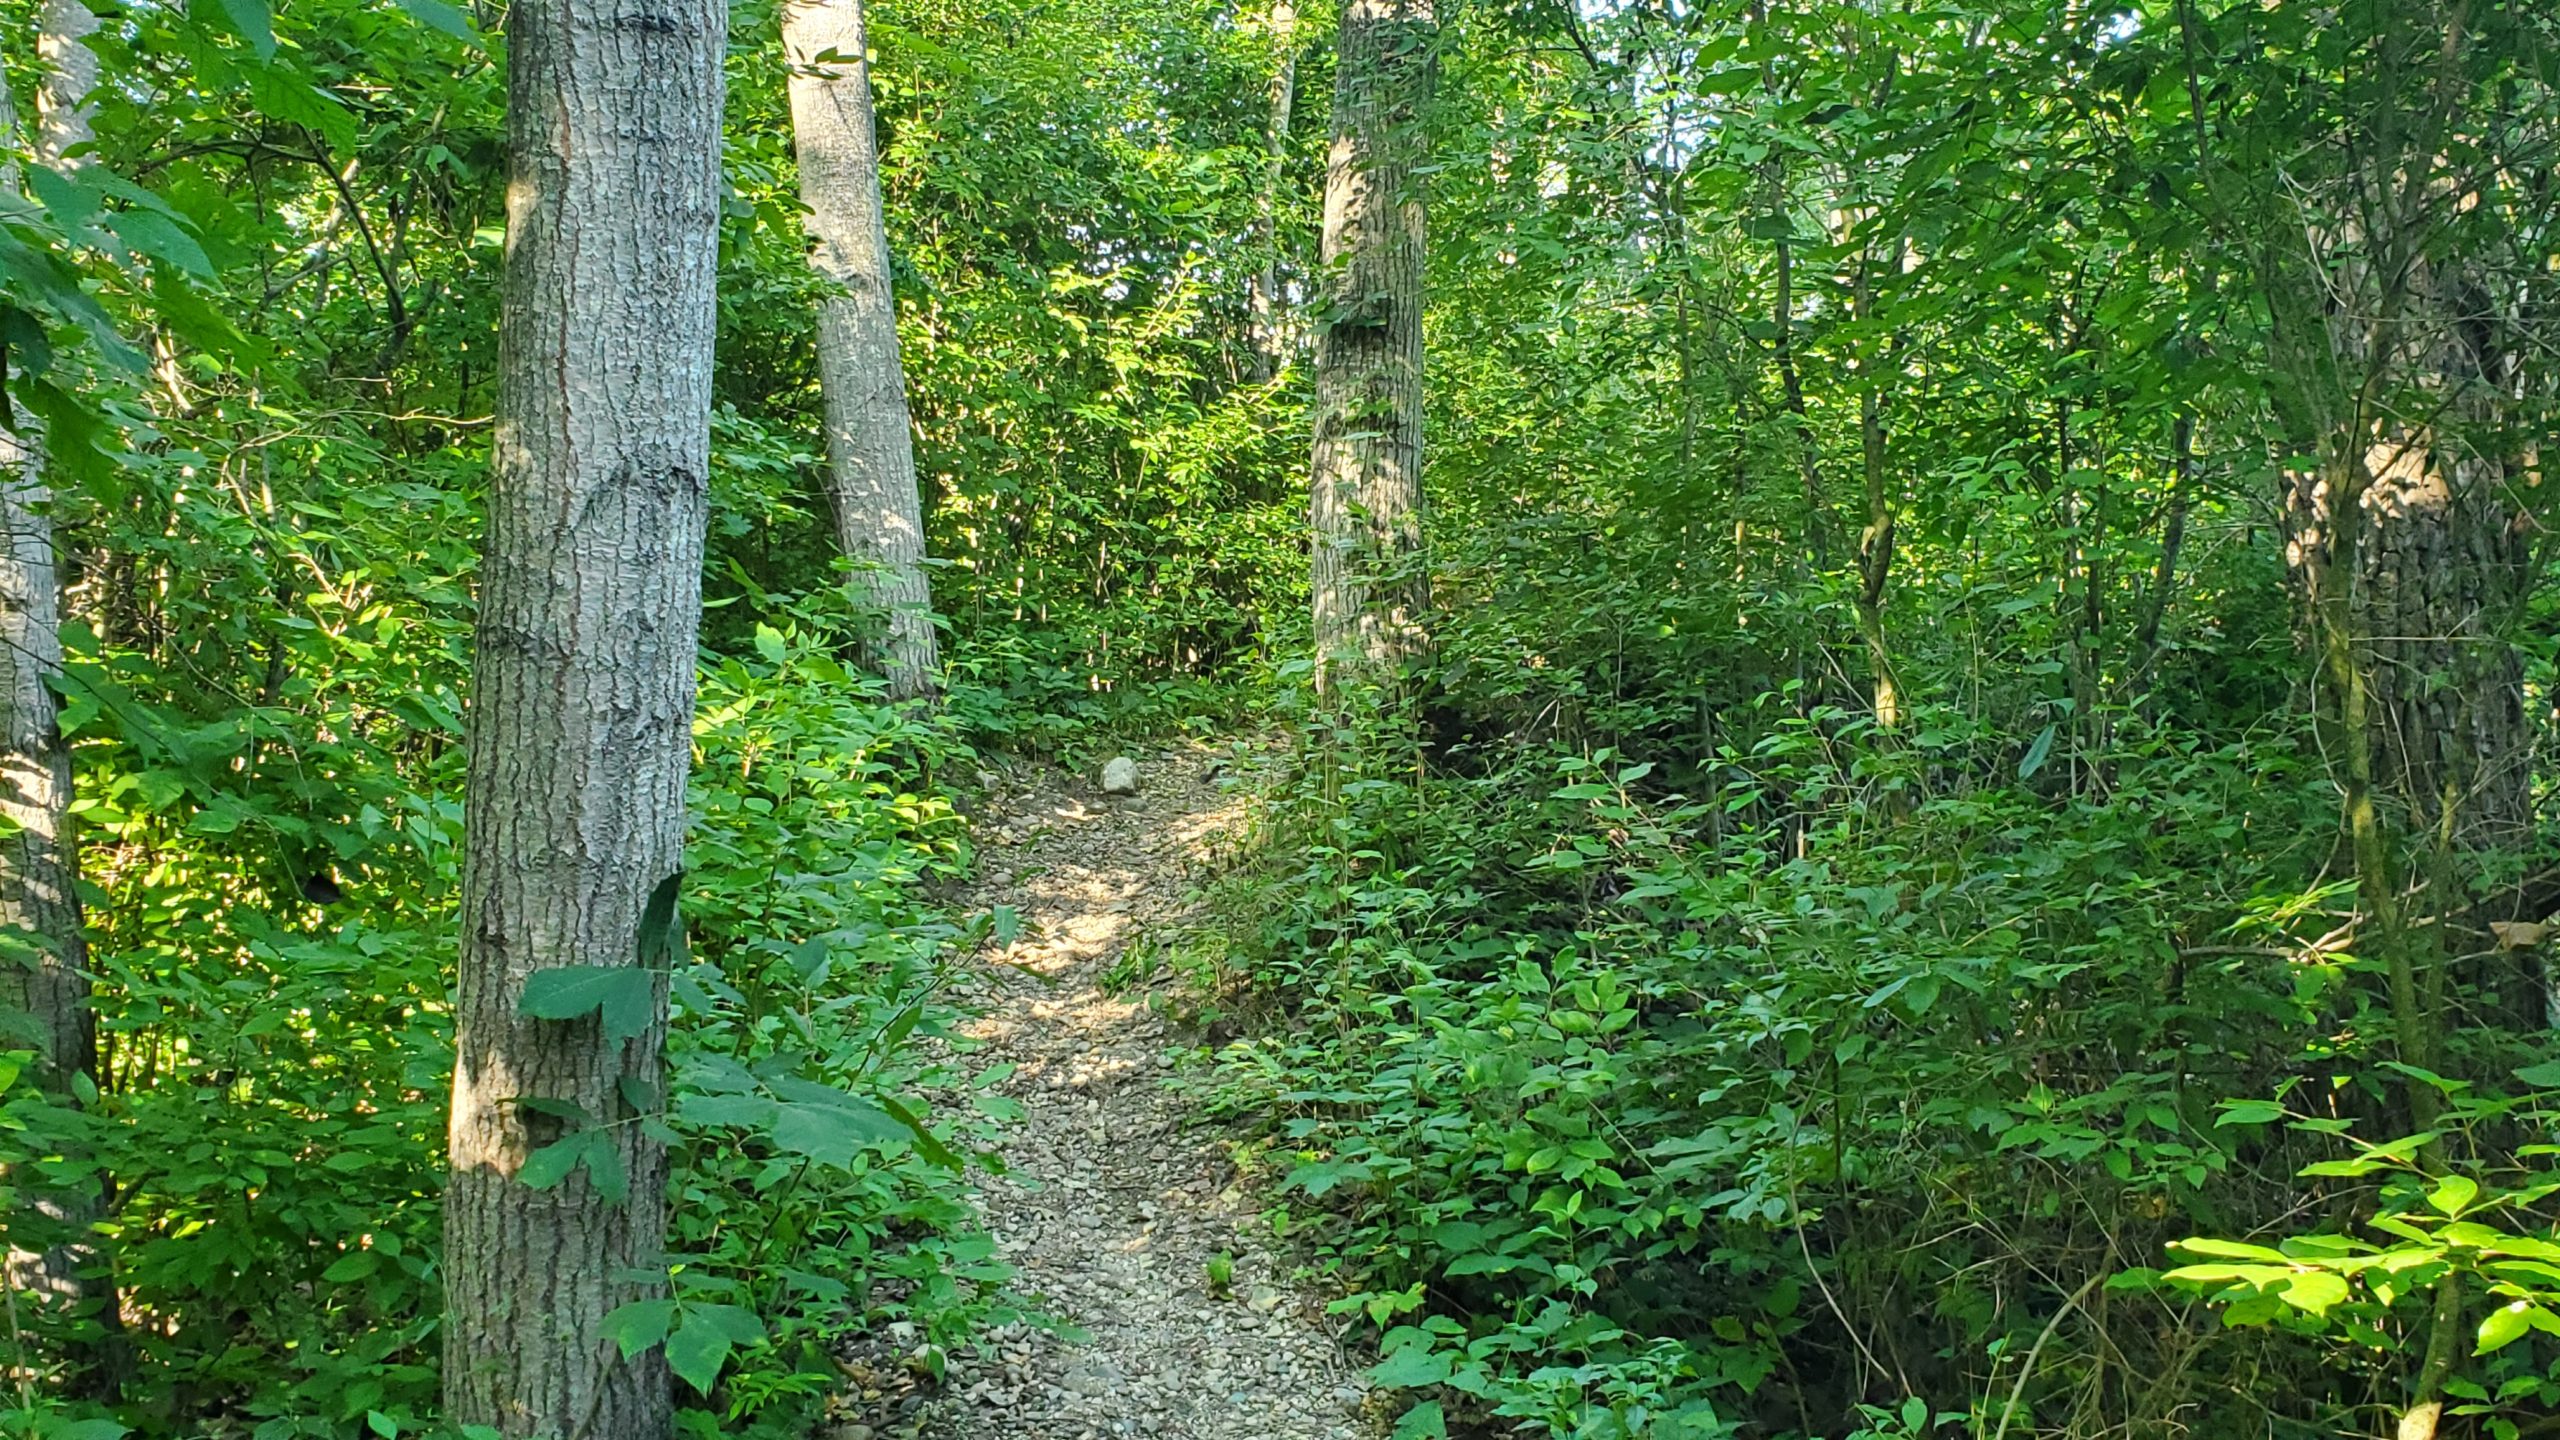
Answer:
[441, 0, 724, 1431]
[1308, 0, 1433, 696]
[1246, 0, 1299, 381]
[782, 0, 938, 698]
[2, 1, 114, 1359]
[2284, 442, 2530, 859]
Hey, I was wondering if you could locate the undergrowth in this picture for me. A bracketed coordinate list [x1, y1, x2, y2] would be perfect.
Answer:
[1192, 696, 2560, 1440]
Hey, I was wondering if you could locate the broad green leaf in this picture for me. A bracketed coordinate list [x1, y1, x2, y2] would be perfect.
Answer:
[601, 1299, 677, 1359]
[1391, 1401, 1448, 1440]
[393, 0, 474, 37]
[215, 0, 277, 58]
[2427, 1175, 2479, 1217]
[636, 872, 686, 971]
[2478, 1302, 2537, 1354]
[518, 1134, 584, 1191]
[1369, 1344, 1453, 1388]
[663, 1317, 733, 1396]
[2018, 722, 2057, 780]
[771, 1100, 905, 1168]
[2215, 1099, 2285, 1126]
[519, 966, 658, 1045]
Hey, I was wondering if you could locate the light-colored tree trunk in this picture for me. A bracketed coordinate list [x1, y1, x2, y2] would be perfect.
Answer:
[442, 0, 724, 1431]
[781, 0, 938, 698]
[1849, 248, 1901, 729]
[2, 0, 113, 1353]
[34, 0, 100, 167]
[1246, 0, 1299, 381]
[1308, 0, 1433, 696]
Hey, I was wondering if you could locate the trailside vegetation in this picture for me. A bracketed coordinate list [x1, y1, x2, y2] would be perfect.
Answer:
[1, 0, 2556, 1437]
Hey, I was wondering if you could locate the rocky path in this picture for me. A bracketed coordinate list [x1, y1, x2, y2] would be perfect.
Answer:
[902, 743, 1372, 1440]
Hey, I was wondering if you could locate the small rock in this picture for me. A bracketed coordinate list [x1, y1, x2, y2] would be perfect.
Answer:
[1101, 756, 1140, 794]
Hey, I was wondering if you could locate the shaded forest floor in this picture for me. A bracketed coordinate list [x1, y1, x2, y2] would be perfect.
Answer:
[829, 741, 1375, 1440]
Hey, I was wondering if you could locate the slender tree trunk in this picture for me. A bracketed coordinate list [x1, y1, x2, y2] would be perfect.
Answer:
[1247, 0, 1300, 381]
[1774, 235, 1826, 571]
[2, 3, 118, 1374]
[442, 0, 724, 1430]
[1309, 0, 1434, 696]
[2133, 413, 2191, 668]
[782, 0, 938, 698]
[34, 0, 99, 167]
[1849, 250, 1900, 728]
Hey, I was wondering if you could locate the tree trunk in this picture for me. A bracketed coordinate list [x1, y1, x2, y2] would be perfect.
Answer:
[34, 0, 100, 167]
[2, 0, 115, 1364]
[442, 0, 724, 1431]
[782, 0, 938, 699]
[1246, 0, 1300, 381]
[1308, 0, 1433, 696]
[1850, 249, 1901, 729]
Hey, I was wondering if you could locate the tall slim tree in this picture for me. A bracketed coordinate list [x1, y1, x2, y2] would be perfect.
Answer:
[441, 0, 725, 1430]
[1, 0, 109, 1336]
[1246, 0, 1300, 381]
[782, 0, 938, 697]
[1308, 0, 1434, 695]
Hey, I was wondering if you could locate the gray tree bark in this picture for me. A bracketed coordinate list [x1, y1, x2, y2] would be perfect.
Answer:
[1308, 0, 1433, 696]
[1246, 0, 1299, 381]
[442, 0, 725, 1431]
[782, 0, 938, 698]
[34, 0, 100, 168]
[1, 0, 110, 1340]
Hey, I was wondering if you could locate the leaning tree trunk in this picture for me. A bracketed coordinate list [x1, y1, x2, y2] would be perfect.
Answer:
[1, 0, 112, 1351]
[1308, 0, 1434, 696]
[1246, 0, 1300, 381]
[442, 0, 724, 1432]
[781, 0, 938, 698]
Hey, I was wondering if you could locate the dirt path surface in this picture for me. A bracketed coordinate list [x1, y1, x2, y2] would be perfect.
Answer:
[890, 742, 1372, 1440]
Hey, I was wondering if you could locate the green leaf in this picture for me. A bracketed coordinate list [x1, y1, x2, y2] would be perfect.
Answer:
[2018, 723, 2057, 780]
[322, 1250, 381, 1283]
[519, 966, 658, 1045]
[2478, 1302, 2538, 1354]
[518, 1134, 585, 1191]
[2514, 1059, 2560, 1089]
[636, 871, 686, 971]
[1369, 1344, 1453, 1388]
[2428, 1175, 2480, 1217]
[365, 1410, 397, 1439]
[771, 1100, 905, 1168]
[2215, 1099, 2286, 1126]
[1391, 1401, 1448, 1440]
[2278, 1271, 2350, 1315]
[683, 1303, 766, 1346]
[580, 1133, 630, 1205]
[674, 1093, 778, 1129]
[879, 1093, 962, 1170]
[212, 0, 277, 58]
[663, 1316, 733, 1396]
[392, 0, 474, 37]
[601, 1299, 677, 1359]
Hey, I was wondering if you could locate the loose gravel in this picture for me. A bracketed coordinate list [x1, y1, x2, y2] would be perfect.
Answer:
[825, 742, 1375, 1440]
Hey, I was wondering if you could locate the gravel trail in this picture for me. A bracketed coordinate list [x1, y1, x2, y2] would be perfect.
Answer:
[862, 742, 1374, 1440]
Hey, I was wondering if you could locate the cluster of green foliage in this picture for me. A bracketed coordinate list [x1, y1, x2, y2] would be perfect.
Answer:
[1189, 1, 2560, 1438]
[1, 0, 1296, 1431]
